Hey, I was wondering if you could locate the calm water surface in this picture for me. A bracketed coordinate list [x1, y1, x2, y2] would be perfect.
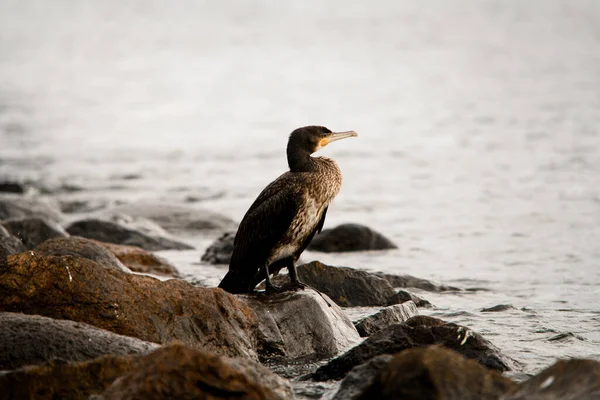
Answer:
[1, 0, 599, 386]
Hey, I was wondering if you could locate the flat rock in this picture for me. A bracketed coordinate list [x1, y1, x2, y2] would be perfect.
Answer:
[102, 201, 237, 233]
[1, 217, 69, 249]
[330, 355, 394, 400]
[312, 316, 517, 381]
[66, 218, 193, 251]
[241, 289, 362, 361]
[0, 195, 63, 223]
[99, 344, 294, 400]
[94, 241, 180, 277]
[505, 358, 600, 400]
[354, 302, 419, 337]
[201, 231, 235, 264]
[35, 236, 131, 273]
[0, 312, 158, 370]
[358, 346, 517, 400]
[0, 252, 258, 360]
[308, 223, 397, 252]
[374, 272, 460, 292]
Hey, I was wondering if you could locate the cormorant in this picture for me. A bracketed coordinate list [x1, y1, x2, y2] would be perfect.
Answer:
[218, 126, 358, 294]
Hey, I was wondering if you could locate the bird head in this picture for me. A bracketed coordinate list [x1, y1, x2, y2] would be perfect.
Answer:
[288, 126, 358, 155]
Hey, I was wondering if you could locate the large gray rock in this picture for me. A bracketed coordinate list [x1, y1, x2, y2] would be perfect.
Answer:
[66, 218, 193, 251]
[312, 316, 518, 381]
[354, 302, 418, 337]
[0, 312, 158, 370]
[505, 358, 600, 400]
[330, 355, 394, 400]
[201, 231, 235, 264]
[0, 195, 63, 223]
[1, 217, 69, 249]
[35, 236, 131, 273]
[241, 289, 362, 361]
[102, 202, 237, 233]
[308, 223, 397, 252]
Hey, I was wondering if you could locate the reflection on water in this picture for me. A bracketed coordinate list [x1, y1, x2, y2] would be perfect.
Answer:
[2, 0, 600, 384]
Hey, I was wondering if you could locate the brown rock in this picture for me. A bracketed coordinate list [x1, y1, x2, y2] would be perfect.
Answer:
[0, 252, 258, 360]
[358, 346, 517, 400]
[99, 344, 293, 400]
[94, 241, 180, 277]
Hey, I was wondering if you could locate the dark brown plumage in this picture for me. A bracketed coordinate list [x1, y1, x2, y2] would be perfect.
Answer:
[218, 125, 357, 294]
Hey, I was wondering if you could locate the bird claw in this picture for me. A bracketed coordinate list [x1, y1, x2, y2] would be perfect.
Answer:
[282, 281, 306, 291]
[265, 283, 285, 294]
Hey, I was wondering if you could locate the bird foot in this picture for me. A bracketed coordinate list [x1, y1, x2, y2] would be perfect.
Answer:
[265, 283, 285, 294]
[283, 281, 306, 291]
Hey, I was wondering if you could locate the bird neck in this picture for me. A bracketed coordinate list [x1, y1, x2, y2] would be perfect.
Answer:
[287, 147, 317, 172]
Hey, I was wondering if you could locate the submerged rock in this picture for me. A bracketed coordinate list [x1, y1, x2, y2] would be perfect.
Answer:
[0, 181, 26, 194]
[1, 217, 68, 249]
[481, 304, 516, 312]
[0, 195, 63, 223]
[0, 252, 258, 360]
[330, 355, 394, 400]
[387, 290, 432, 308]
[35, 236, 130, 273]
[201, 231, 235, 265]
[505, 358, 600, 400]
[312, 316, 517, 381]
[358, 346, 517, 400]
[99, 344, 294, 400]
[308, 223, 397, 252]
[354, 302, 419, 337]
[66, 218, 193, 251]
[103, 201, 237, 233]
[241, 289, 361, 361]
[374, 272, 460, 292]
[0, 312, 158, 370]
[95, 241, 180, 277]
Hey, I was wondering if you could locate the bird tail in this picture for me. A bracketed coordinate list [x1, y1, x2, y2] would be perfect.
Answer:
[218, 270, 252, 294]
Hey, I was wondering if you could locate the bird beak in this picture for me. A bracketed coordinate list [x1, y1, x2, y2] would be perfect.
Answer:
[320, 131, 358, 147]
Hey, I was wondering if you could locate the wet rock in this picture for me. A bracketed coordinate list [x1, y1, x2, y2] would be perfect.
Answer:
[1, 217, 69, 249]
[66, 218, 193, 251]
[387, 289, 432, 308]
[358, 346, 517, 400]
[0, 312, 158, 370]
[241, 289, 361, 361]
[94, 241, 179, 277]
[35, 236, 131, 273]
[0, 232, 26, 261]
[505, 358, 600, 400]
[481, 304, 516, 312]
[201, 231, 235, 264]
[0, 181, 25, 194]
[374, 272, 460, 292]
[0, 252, 258, 360]
[280, 261, 397, 307]
[103, 201, 237, 233]
[0, 353, 137, 400]
[312, 316, 516, 381]
[0, 195, 63, 223]
[330, 355, 394, 400]
[308, 223, 397, 252]
[99, 344, 293, 400]
[355, 302, 418, 337]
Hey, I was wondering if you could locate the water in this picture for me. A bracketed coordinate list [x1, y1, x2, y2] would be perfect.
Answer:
[2, 0, 599, 388]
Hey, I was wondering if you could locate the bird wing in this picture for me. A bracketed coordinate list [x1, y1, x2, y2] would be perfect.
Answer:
[316, 206, 328, 234]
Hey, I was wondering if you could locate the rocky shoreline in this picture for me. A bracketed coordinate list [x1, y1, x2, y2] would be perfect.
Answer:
[1, 187, 599, 399]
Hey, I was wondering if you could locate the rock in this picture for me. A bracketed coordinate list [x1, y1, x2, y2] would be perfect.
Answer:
[312, 316, 517, 381]
[0, 181, 25, 194]
[59, 199, 110, 214]
[66, 218, 193, 251]
[0, 233, 26, 261]
[99, 344, 293, 400]
[481, 304, 516, 312]
[355, 302, 419, 337]
[358, 346, 517, 400]
[102, 201, 237, 233]
[330, 355, 394, 400]
[0, 252, 258, 360]
[387, 290, 432, 308]
[0, 312, 158, 370]
[241, 289, 361, 361]
[374, 272, 460, 292]
[278, 261, 396, 307]
[35, 236, 131, 273]
[505, 358, 600, 400]
[308, 223, 397, 252]
[0, 353, 137, 400]
[1, 217, 69, 249]
[94, 241, 180, 277]
[0, 195, 63, 223]
[201, 231, 235, 264]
